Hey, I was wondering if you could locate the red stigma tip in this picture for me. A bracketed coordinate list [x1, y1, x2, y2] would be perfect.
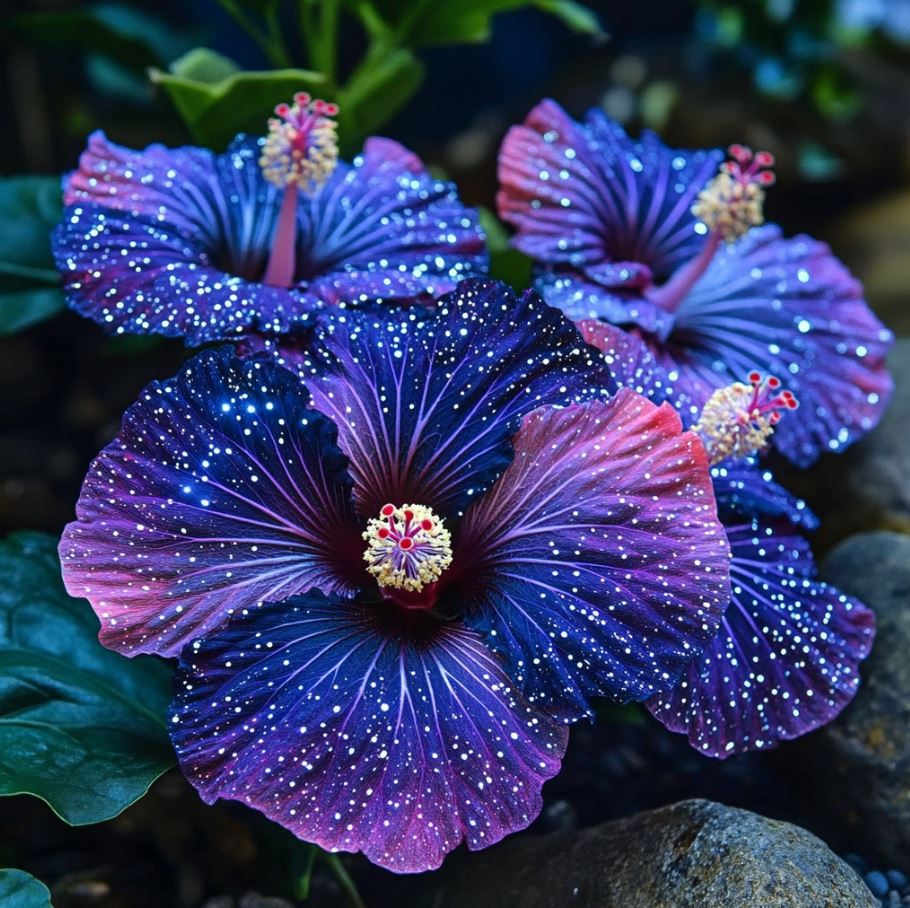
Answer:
[404, 509, 414, 522]
[729, 143, 752, 164]
[274, 103, 289, 117]
[421, 518, 433, 531]
[294, 92, 310, 105]
[398, 537, 414, 551]
[381, 503, 395, 517]
[324, 102, 339, 115]
[767, 376, 781, 388]
[755, 151, 775, 167]
[770, 411, 781, 424]
[748, 371, 761, 384]
[757, 171, 776, 185]
[377, 527, 390, 539]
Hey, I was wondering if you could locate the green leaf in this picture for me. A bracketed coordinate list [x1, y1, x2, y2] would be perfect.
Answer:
[478, 207, 533, 290]
[338, 48, 424, 149]
[0, 869, 53, 908]
[367, 0, 603, 46]
[532, 0, 605, 38]
[0, 532, 175, 825]
[0, 289, 66, 336]
[168, 47, 241, 83]
[151, 62, 329, 150]
[0, 177, 65, 335]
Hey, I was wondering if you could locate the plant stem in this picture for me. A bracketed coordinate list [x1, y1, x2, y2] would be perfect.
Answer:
[264, 7, 293, 68]
[323, 853, 366, 908]
[215, 0, 273, 61]
[316, 0, 340, 84]
[298, 0, 320, 66]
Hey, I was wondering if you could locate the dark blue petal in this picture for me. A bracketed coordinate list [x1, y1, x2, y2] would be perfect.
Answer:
[648, 516, 875, 757]
[170, 592, 567, 873]
[456, 390, 731, 720]
[711, 461, 818, 530]
[60, 347, 361, 657]
[53, 202, 317, 344]
[300, 279, 616, 519]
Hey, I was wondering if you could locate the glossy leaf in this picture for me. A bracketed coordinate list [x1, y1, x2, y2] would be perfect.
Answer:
[151, 64, 329, 150]
[0, 532, 174, 824]
[0, 870, 53, 908]
[0, 177, 64, 335]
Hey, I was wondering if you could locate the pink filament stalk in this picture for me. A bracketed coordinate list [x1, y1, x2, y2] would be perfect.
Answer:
[263, 184, 299, 288]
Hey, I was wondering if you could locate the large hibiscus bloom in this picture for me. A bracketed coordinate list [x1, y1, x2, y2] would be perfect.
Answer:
[61, 281, 730, 870]
[54, 95, 487, 346]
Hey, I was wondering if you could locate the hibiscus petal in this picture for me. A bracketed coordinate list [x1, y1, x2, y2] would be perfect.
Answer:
[53, 205, 315, 344]
[64, 131, 228, 238]
[644, 224, 894, 466]
[60, 347, 361, 657]
[296, 137, 488, 304]
[647, 516, 875, 757]
[456, 389, 731, 719]
[170, 592, 567, 873]
[54, 134, 314, 344]
[497, 99, 722, 284]
[710, 461, 818, 530]
[578, 318, 703, 422]
[535, 270, 676, 339]
[303, 279, 616, 519]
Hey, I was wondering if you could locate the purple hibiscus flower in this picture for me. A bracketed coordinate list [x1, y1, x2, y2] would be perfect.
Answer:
[60, 280, 731, 871]
[583, 321, 875, 757]
[497, 99, 893, 467]
[53, 93, 487, 346]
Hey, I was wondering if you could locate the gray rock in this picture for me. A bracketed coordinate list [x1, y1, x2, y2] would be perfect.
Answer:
[828, 338, 910, 536]
[808, 531, 910, 868]
[440, 799, 874, 908]
[201, 895, 294, 908]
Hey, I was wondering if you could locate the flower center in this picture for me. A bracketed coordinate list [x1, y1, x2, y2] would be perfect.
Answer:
[692, 145, 775, 243]
[693, 371, 798, 465]
[647, 145, 775, 319]
[260, 93, 339, 289]
[260, 92, 339, 193]
[363, 504, 453, 607]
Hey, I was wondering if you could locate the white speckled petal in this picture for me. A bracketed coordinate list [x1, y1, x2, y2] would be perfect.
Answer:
[170, 593, 567, 873]
[60, 347, 361, 657]
[457, 389, 732, 719]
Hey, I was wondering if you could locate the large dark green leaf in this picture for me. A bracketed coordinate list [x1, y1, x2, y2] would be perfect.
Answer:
[152, 53, 330, 150]
[0, 869, 53, 908]
[0, 177, 64, 335]
[0, 533, 174, 825]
